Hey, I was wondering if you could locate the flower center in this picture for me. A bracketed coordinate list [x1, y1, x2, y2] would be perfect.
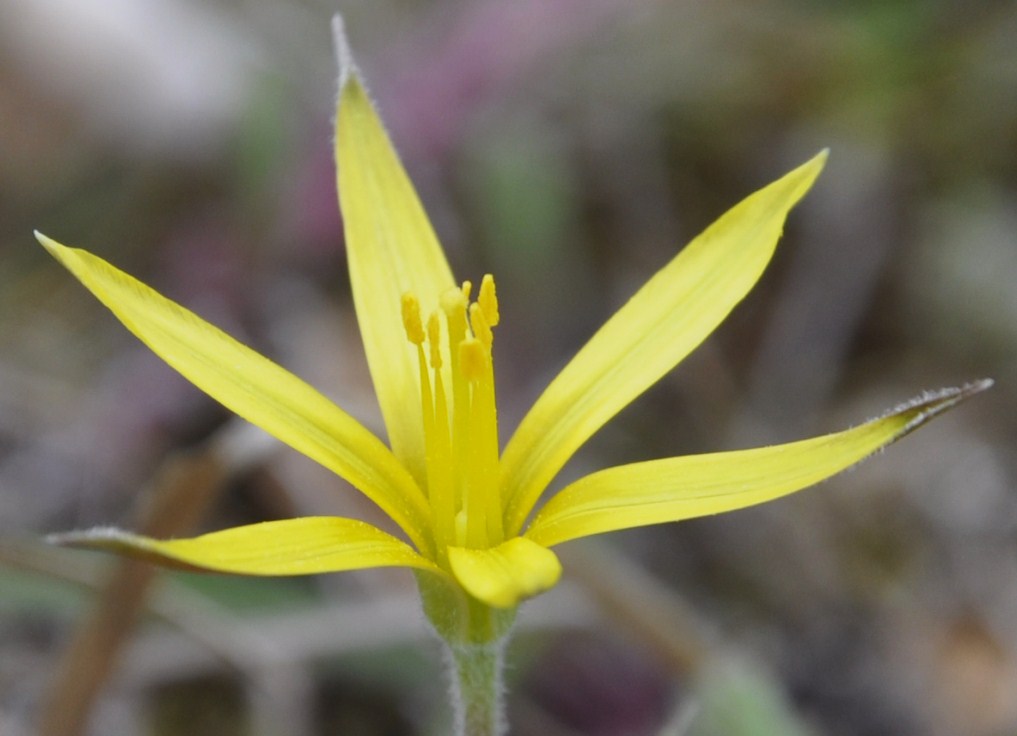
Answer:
[402, 275, 503, 559]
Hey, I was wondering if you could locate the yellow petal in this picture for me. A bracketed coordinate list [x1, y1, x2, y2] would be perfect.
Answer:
[447, 537, 562, 609]
[48, 517, 443, 576]
[333, 18, 455, 486]
[37, 233, 432, 553]
[526, 381, 991, 548]
[502, 152, 827, 535]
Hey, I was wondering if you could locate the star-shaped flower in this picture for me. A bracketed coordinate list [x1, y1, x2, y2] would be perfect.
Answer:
[39, 22, 988, 631]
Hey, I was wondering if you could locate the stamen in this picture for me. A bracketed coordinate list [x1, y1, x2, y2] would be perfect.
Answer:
[426, 312, 443, 368]
[412, 278, 505, 552]
[416, 307, 452, 555]
[469, 303, 493, 349]
[459, 338, 486, 382]
[478, 274, 499, 327]
[459, 335, 503, 546]
[401, 293, 424, 345]
[411, 306, 434, 494]
[429, 346, 454, 555]
[440, 286, 472, 545]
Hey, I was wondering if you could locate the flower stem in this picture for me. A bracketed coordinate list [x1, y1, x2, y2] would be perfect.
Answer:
[445, 639, 507, 736]
[416, 573, 516, 734]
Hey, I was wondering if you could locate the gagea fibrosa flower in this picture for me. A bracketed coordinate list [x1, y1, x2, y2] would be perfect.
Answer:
[39, 17, 988, 736]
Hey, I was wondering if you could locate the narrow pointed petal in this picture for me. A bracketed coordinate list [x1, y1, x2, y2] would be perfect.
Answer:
[448, 537, 562, 609]
[526, 381, 991, 548]
[48, 517, 443, 576]
[37, 234, 432, 552]
[502, 152, 827, 534]
[333, 17, 455, 485]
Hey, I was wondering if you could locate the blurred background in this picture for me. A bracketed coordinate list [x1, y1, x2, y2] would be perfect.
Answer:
[1, 0, 1015, 734]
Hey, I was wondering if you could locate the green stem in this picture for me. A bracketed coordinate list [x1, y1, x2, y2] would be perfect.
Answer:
[445, 639, 506, 736]
[415, 573, 517, 735]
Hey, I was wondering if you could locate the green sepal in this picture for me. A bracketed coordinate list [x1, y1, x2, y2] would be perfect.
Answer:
[414, 571, 517, 646]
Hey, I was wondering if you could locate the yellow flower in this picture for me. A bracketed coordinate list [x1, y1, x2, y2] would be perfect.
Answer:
[39, 23, 988, 624]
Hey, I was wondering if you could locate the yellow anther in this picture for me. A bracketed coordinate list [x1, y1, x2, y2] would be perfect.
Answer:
[461, 280, 473, 302]
[478, 274, 499, 327]
[401, 293, 424, 345]
[426, 312, 443, 368]
[459, 338, 486, 382]
[469, 303, 493, 348]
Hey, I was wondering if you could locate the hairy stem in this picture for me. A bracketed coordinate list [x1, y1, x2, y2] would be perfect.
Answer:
[444, 639, 507, 736]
